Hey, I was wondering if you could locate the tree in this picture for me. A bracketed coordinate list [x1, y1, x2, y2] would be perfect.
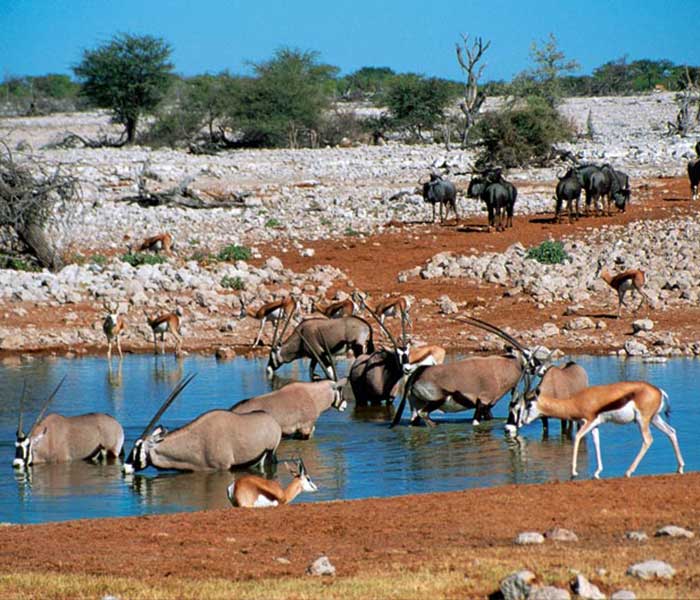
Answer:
[384, 74, 453, 141]
[230, 48, 338, 147]
[73, 34, 173, 143]
[455, 34, 490, 147]
[519, 33, 580, 107]
[338, 66, 395, 100]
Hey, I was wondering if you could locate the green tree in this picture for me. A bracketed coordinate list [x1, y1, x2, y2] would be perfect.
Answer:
[229, 48, 338, 147]
[73, 33, 174, 143]
[185, 73, 233, 139]
[338, 66, 395, 100]
[518, 33, 580, 107]
[384, 74, 453, 140]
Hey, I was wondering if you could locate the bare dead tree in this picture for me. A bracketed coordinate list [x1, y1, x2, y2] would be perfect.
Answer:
[668, 67, 700, 136]
[455, 33, 491, 148]
[0, 143, 80, 271]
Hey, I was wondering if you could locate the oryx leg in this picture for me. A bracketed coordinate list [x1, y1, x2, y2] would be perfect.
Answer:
[309, 358, 318, 381]
[542, 416, 549, 438]
[625, 421, 653, 477]
[651, 412, 685, 474]
[571, 417, 601, 478]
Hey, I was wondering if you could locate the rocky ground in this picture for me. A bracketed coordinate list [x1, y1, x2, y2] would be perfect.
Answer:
[0, 93, 698, 361]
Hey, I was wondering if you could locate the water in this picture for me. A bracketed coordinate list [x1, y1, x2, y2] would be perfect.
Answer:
[0, 354, 696, 523]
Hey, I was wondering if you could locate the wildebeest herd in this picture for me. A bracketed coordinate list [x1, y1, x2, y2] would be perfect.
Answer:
[10, 147, 697, 509]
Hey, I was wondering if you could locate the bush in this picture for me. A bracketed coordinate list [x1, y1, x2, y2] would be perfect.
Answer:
[0, 257, 40, 271]
[220, 275, 245, 290]
[265, 218, 282, 228]
[526, 240, 570, 264]
[120, 252, 167, 267]
[217, 244, 252, 262]
[473, 97, 574, 167]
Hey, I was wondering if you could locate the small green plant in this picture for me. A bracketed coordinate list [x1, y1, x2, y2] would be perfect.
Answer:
[526, 240, 570, 264]
[265, 217, 282, 228]
[217, 244, 252, 262]
[90, 254, 108, 266]
[2, 257, 40, 271]
[220, 275, 245, 290]
[320, 217, 332, 226]
[344, 226, 361, 237]
[188, 250, 214, 264]
[120, 252, 167, 267]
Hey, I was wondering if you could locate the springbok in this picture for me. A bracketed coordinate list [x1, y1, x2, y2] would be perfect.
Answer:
[596, 259, 652, 318]
[123, 375, 282, 473]
[516, 381, 685, 479]
[13, 378, 124, 468]
[138, 232, 173, 254]
[227, 459, 318, 508]
[373, 295, 412, 329]
[312, 296, 358, 319]
[240, 295, 297, 347]
[232, 331, 346, 438]
[267, 312, 374, 379]
[392, 316, 540, 427]
[145, 307, 183, 354]
[506, 360, 589, 436]
[102, 301, 126, 360]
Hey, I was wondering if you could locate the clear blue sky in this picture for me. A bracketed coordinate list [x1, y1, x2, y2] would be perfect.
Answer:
[1, 0, 698, 81]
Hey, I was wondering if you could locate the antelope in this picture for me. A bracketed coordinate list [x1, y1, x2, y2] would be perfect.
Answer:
[312, 296, 358, 319]
[516, 381, 685, 479]
[267, 311, 374, 380]
[596, 259, 652, 318]
[138, 232, 173, 254]
[123, 375, 282, 474]
[373, 295, 412, 328]
[145, 307, 183, 354]
[689, 153, 700, 201]
[506, 360, 589, 436]
[102, 301, 126, 360]
[13, 378, 124, 468]
[240, 295, 297, 347]
[392, 316, 540, 427]
[227, 459, 318, 508]
[233, 331, 346, 438]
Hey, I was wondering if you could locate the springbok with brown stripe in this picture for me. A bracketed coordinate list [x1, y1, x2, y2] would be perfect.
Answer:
[240, 295, 297, 347]
[517, 381, 685, 479]
[227, 459, 317, 508]
[102, 301, 126, 360]
[596, 259, 652, 318]
[145, 307, 183, 355]
[138, 232, 173, 254]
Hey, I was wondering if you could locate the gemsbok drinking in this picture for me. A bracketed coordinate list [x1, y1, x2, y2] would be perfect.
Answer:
[123, 375, 282, 473]
[13, 377, 124, 468]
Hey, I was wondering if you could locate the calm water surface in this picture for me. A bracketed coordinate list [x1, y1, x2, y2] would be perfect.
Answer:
[0, 354, 696, 523]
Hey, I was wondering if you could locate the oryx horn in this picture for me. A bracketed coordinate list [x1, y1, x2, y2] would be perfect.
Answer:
[17, 379, 28, 437]
[274, 307, 295, 348]
[29, 374, 67, 433]
[138, 373, 197, 440]
[363, 300, 399, 352]
[459, 315, 530, 356]
[297, 329, 335, 381]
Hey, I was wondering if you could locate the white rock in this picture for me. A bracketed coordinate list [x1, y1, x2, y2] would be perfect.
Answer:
[627, 560, 675, 580]
[514, 531, 545, 545]
[655, 525, 694, 539]
[306, 555, 336, 576]
[499, 570, 536, 600]
[571, 574, 605, 599]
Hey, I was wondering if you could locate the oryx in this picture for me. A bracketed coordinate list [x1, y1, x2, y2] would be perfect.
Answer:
[13, 377, 125, 468]
[123, 375, 282, 473]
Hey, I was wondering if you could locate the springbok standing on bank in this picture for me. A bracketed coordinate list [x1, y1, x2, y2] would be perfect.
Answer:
[227, 459, 318, 508]
[13, 377, 124, 468]
[516, 380, 685, 479]
[596, 259, 652, 318]
[138, 232, 173, 254]
[240, 295, 297, 347]
[123, 375, 282, 473]
[312, 296, 358, 319]
[145, 307, 183, 354]
[102, 301, 126, 360]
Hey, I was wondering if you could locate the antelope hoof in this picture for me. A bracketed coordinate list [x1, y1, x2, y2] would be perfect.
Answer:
[624, 471, 633, 478]
[678, 466, 685, 474]
[594, 471, 602, 480]
[472, 419, 480, 427]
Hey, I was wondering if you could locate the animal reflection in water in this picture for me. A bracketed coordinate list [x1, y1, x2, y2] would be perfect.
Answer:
[15, 462, 123, 498]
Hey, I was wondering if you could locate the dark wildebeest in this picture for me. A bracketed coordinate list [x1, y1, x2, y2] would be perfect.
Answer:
[602, 164, 631, 213]
[689, 143, 700, 201]
[554, 172, 583, 223]
[422, 173, 458, 223]
[467, 169, 517, 231]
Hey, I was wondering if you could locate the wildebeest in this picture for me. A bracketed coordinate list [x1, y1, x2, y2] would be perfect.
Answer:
[554, 171, 583, 223]
[421, 172, 458, 223]
[689, 148, 700, 201]
[602, 164, 631, 212]
[467, 169, 517, 231]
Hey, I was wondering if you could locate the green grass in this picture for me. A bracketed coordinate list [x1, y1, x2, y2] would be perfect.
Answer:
[220, 275, 245, 290]
[265, 217, 282, 228]
[217, 244, 252, 262]
[120, 252, 167, 267]
[526, 240, 570, 264]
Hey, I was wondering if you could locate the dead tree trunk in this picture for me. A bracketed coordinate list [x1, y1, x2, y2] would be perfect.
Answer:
[455, 34, 490, 148]
[668, 67, 700, 136]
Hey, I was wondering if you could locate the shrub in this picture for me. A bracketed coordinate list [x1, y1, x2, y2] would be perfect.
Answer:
[473, 97, 574, 167]
[217, 244, 252, 262]
[90, 254, 108, 266]
[265, 218, 282, 228]
[526, 240, 570, 264]
[120, 252, 167, 267]
[0, 257, 40, 271]
[220, 275, 245, 290]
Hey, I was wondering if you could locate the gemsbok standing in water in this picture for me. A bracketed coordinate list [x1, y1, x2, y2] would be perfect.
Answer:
[227, 458, 318, 508]
[13, 377, 124, 468]
[123, 375, 282, 473]
[516, 380, 685, 479]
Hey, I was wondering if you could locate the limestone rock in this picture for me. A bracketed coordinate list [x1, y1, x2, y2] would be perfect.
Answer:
[514, 531, 545, 545]
[545, 527, 578, 542]
[306, 555, 336, 576]
[655, 525, 694, 539]
[571, 574, 605, 599]
[499, 569, 536, 600]
[626, 559, 675, 580]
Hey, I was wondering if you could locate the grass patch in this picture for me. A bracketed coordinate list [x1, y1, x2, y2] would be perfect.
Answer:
[217, 244, 252, 262]
[221, 275, 245, 290]
[526, 240, 570, 264]
[120, 252, 167, 267]
[0, 257, 41, 271]
[344, 226, 361, 237]
[265, 217, 282, 228]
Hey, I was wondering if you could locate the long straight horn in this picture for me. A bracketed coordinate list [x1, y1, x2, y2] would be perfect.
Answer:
[274, 308, 295, 348]
[297, 329, 332, 380]
[29, 375, 67, 432]
[17, 380, 27, 437]
[138, 373, 196, 440]
[459, 315, 530, 356]
[363, 301, 398, 351]
[319, 331, 338, 381]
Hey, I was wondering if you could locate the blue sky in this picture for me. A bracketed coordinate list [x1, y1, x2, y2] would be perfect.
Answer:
[1, 1, 698, 82]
